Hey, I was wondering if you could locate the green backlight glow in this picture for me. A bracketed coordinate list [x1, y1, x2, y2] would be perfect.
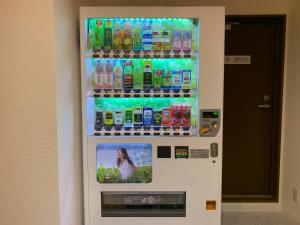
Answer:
[87, 17, 199, 51]
[91, 58, 198, 90]
[94, 97, 197, 126]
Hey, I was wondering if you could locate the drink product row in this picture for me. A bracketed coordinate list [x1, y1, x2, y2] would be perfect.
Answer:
[93, 59, 193, 92]
[88, 18, 196, 52]
[95, 104, 191, 131]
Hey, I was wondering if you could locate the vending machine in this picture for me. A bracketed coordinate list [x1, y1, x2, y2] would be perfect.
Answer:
[80, 7, 224, 225]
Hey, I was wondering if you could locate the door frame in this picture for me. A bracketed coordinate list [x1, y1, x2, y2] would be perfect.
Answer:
[222, 15, 286, 202]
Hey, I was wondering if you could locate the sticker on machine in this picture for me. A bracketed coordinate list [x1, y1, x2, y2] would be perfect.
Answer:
[189, 149, 209, 158]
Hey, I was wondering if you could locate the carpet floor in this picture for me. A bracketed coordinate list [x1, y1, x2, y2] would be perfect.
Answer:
[222, 212, 299, 225]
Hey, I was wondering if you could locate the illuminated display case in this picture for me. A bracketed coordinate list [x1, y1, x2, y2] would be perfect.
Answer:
[84, 17, 199, 137]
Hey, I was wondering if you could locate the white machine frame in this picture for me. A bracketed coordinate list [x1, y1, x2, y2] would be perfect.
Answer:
[80, 7, 224, 225]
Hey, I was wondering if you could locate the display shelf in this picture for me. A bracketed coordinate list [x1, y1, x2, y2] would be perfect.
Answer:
[86, 50, 196, 59]
[93, 127, 193, 137]
[91, 89, 194, 98]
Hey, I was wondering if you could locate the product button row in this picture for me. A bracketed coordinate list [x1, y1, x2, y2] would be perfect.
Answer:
[92, 89, 194, 98]
[93, 128, 192, 137]
[87, 50, 196, 59]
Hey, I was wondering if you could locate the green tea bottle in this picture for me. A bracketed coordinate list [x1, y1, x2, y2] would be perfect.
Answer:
[94, 19, 103, 50]
[103, 19, 112, 50]
[88, 19, 95, 51]
[133, 60, 143, 90]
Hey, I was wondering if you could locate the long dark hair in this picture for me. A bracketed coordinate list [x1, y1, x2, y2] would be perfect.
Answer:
[116, 148, 134, 167]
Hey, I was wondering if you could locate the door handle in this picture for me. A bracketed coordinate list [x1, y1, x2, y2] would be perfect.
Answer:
[257, 103, 271, 109]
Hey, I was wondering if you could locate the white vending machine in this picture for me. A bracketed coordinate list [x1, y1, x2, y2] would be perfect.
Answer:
[80, 7, 224, 225]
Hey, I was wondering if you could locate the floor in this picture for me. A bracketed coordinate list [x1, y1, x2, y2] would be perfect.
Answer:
[222, 212, 299, 225]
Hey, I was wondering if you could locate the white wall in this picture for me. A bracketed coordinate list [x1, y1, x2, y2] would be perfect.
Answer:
[0, 0, 82, 225]
[0, 0, 296, 225]
[53, 0, 83, 225]
[0, 1, 60, 225]
[79, 0, 289, 14]
[281, 0, 300, 223]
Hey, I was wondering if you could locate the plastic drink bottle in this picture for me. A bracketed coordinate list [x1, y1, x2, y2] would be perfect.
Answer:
[88, 19, 95, 51]
[153, 69, 162, 91]
[123, 60, 133, 89]
[172, 70, 182, 92]
[133, 60, 143, 90]
[143, 61, 152, 90]
[113, 60, 123, 90]
[162, 69, 172, 91]
[112, 21, 122, 50]
[95, 110, 103, 131]
[143, 107, 153, 128]
[93, 19, 103, 50]
[161, 21, 172, 51]
[182, 30, 192, 51]
[172, 30, 182, 51]
[182, 69, 192, 90]
[103, 20, 112, 50]
[133, 22, 143, 51]
[123, 21, 133, 51]
[94, 60, 104, 89]
[103, 60, 114, 90]
[152, 22, 160, 51]
[142, 20, 152, 51]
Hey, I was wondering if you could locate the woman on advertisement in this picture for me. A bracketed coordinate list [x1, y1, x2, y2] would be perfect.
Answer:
[116, 148, 137, 179]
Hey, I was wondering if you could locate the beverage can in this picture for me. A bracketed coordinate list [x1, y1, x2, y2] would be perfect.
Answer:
[133, 60, 143, 90]
[103, 20, 112, 50]
[162, 69, 172, 91]
[94, 59, 104, 89]
[162, 108, 172, 126]
[181, 105, 191, 127]
[143, 107, 153, 127]
[153, 110, 162, 126]
[172, 30, 182, 51]
[182, 30, 192, 51]
[153, 69, 163, 90]
[124, 109, 133, 128]
[95, 110, 103, 131]
[182, 70, 192, 90]
[172, 70, 182, 91]
[103, 60, 114, 90]
[114, 110, 123, 130]
[113, 60, 123, 90]
[104, 111, 113, 126]
[123, 60, 133, 89]
[134, 108, 143, 126]
[171, 105, 181, 127]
